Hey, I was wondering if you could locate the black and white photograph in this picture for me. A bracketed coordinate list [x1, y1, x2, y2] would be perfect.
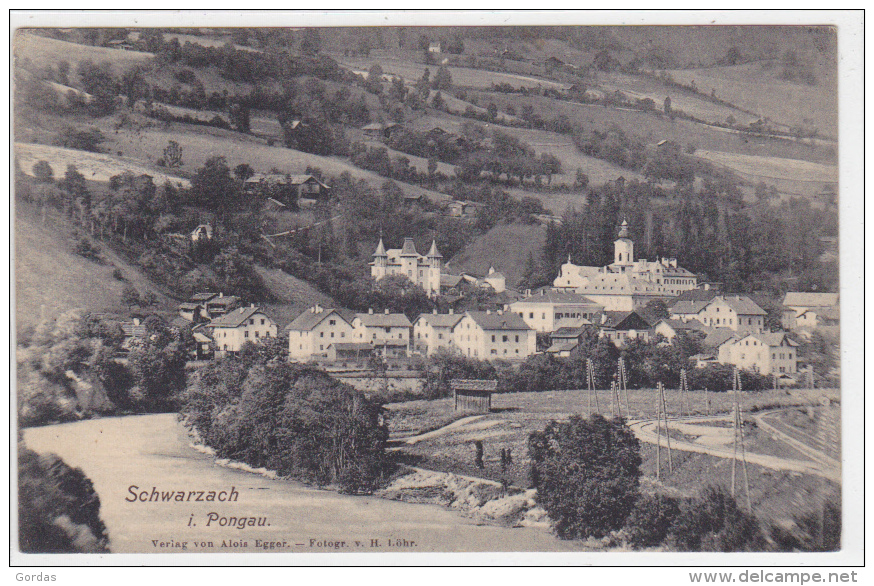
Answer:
[10, 10, 863, 567]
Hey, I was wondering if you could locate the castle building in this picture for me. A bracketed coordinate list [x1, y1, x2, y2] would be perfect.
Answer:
[553, 220, 699, 311]
[371, 237, 443, 297]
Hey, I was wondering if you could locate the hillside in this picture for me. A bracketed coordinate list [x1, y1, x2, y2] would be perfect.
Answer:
[448, 222, 546, 288]
[14, 204, 173, 333]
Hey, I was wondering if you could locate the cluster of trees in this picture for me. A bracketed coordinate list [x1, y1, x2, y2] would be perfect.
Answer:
[17, 310, 188, 427]
[179, 347, 390, 494]
[18, 443, 109, 553]
[529, 181, 836, 294]
[528, 414, 840, 551]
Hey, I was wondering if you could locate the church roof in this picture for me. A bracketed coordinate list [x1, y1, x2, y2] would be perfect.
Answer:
[427, 239, 442, 258]
[373, 238, 387, 257]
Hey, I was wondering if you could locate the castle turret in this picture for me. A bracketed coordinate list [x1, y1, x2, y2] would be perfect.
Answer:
[371, 237, 388, 280]
[426, 239, 442, 296]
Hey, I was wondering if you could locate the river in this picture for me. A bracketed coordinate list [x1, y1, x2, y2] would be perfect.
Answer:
[22, 414, 583, 554]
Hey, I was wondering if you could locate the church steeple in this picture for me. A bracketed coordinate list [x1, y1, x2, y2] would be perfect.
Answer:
[373, 237, 387, 257]
[618, 218, 630, 239]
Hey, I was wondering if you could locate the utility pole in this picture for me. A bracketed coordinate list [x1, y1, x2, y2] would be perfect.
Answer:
[655, 381, 673, 478]
[680, 368, 690, 418]
[618, 357, 630, 414]
[731, 367, 752, 512]
[586, 359, 600, 416]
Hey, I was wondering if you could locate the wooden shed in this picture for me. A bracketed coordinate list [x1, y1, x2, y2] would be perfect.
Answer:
[451, 379, 499, 413]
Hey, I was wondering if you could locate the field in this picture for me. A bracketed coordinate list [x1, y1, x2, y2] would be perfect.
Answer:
[386, 387, 840, 525]
[90, 116, 452, 203]
[447, 222, 546, 287]
[666, 61, 838, 138]
[336, 54, 569, 91]
[15, 142, 191, 187]
[254, 265, 336, 329]
[14, 31, 153, 71]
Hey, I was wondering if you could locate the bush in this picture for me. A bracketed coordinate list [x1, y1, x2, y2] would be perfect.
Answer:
[668, 486, 764, 551]
[180, 358, 390, 494]
[624, 494, 682, 548]
[18, 443, 109, 553]
[529, 414, 642, 540]
[768, 499, 841, 552]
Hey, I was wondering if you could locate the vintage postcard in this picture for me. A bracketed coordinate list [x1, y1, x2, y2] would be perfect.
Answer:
[10, 10, 864, 567]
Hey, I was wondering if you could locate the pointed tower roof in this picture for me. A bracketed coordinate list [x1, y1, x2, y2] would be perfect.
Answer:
[400, 237, 419, 257]
[427, 239, 443, 258]
[373, 237, 387, 257]
[618, 218, 630, 239]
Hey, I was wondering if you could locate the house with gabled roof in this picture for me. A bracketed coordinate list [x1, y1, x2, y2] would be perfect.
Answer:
[718, 331, 800, 376]
[352, 309, 413, 358]
[546, 325, 591, 356]
[596, 310, 652, 347]
[653, 318, 711, 342]
[413, 310, 464, 356]
[781, 292, 839, 331]
[208, 305, 278, 356]
[285, 305, 356, 362]
[453, 310, 535, 360]
[509, 289, 603, 333]
[694, 295, 767, 333]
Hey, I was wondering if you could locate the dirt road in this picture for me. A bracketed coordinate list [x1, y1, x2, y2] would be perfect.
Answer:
[22, 414, 583, 554]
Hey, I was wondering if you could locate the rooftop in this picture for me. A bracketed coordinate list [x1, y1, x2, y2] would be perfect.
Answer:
[513, 290, 601, 306]
[466, 311, 531, 331]
[355, 312, 413, 328]
[782, 292, 839, 308]
[285, 307, 348, 332]
[209, 306, 266, 328]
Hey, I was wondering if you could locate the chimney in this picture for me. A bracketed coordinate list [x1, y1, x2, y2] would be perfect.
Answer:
[219, 292, 224, 298]
[251, 303, 255, 308]
[368, 308, 374, 314]
[133, 318, 140, 326]
[497, 309, 503, 315]
[448, 308, 454, 314]
[310, 306, 316, 313]
[385, 308, 390, 314]
[433, 308, 437, 314]
[486, 309, 492, 314]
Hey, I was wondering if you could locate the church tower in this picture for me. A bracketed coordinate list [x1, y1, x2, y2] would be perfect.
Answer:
[426, 239, 443, 297]
[614, 219, 634, 268]
[372, 237, 388, 280]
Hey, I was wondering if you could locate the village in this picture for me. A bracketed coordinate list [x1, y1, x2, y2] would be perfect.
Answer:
[127, 219, 836, 396]
[14, 22, 849, 557]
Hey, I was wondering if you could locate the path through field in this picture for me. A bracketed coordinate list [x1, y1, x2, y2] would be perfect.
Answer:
[627, 410, 840, 483]
[22, 414, 583, 554]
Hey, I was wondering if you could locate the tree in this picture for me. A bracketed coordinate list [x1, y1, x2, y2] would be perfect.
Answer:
[190, 156, 238, 216]
[229, 102, 251, 132]
[529, 414, 642, 540]
[121, 284, 140, 309]
[300, 28, 321, 55]
[575, 169, 589, 190]
[162, 140, 183, 169]
[234, 163, 255, 182]
[33, 160, 54, 183]
[432, 66, 452, 91]
[669, 486, 763, 551]
[663, 96, 673, 119]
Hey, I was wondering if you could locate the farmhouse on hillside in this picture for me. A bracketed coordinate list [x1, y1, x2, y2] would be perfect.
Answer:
[208, 305, 278, 356]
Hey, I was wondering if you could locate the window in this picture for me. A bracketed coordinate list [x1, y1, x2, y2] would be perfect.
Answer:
[250, 318, 255, 325]
[261, 319, 265, 325]
[320, 332, 324, 338]
[385, 327, 391, 333]
[418, 333, 421, 339]
[788, 352, 793, 359]
[503, 335, 508, 342]
[244, 331, 249, 338]
[419, 270, 423, 277]
[320, 345, 324, 351]
[330, 332, 334, 338]
[542, 313, 546, 319]
[329, 319, 336, 326]
[529, 313, 534, 319]
[438, 333, 443, 340]
[491, 349, 497, 355]
[408, 270, 412, 276]
[515, 335, 519, 343]
[398, 333, 403, 339]
[491, 335, 496, 342]
[340, 332, 345, 338]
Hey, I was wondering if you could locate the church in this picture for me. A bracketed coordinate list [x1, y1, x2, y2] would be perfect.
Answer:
[371, 237, 443, 297]
[553, 220, 699, 311]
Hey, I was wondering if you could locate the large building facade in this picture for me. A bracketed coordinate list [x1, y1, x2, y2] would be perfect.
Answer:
[371, 237, 443, 297]
[553, 220, 698, 310]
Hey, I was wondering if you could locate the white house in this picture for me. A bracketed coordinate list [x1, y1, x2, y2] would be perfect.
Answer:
[509, 289, 603, 333]
[717, 332, 800, 375]
[412, 311, 464, 356]
[285, 305, 355, 362]
[453, 310, 536, 360]
[209, 305, 278, 356]
[781, 292, 839, 331]
[352, 309, 413, 358]
[691, 295, 767, 333]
